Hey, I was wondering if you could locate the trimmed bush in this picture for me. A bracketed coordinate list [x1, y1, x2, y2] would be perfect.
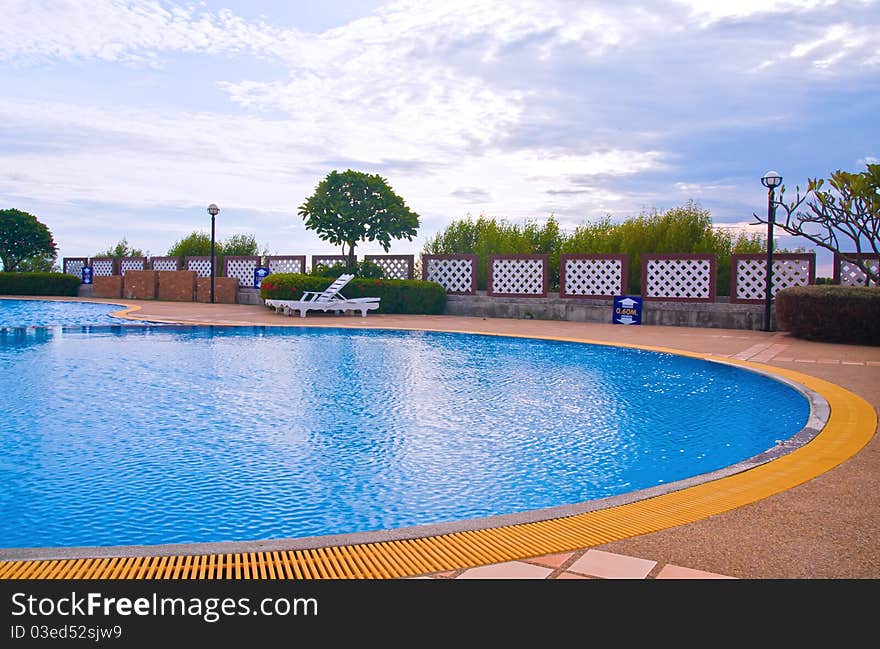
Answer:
[0, 272, 81, 296]
[776, 285, 880, 345]
[310, 260, 384, 279]
[260, 273, 446, 315]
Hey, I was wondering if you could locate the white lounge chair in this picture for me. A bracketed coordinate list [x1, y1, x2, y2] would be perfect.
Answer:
[265, 273, 381, 318]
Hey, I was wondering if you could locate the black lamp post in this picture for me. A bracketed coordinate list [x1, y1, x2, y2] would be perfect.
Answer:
[207, 203, 219, 304]
[760, 171, 782, 332]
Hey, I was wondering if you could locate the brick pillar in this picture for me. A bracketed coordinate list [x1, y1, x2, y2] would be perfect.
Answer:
[157, 271, 197, 301]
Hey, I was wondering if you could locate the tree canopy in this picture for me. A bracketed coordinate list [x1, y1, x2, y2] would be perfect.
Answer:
[94, 237, 147, 259]
[755, 163, 880, 285]
[222, 233, 266, 257]
[167, 231, 265, 258]
[168, 232, 214, 258]
[0, 208, 58, 272]
[298, 169, 419, 267]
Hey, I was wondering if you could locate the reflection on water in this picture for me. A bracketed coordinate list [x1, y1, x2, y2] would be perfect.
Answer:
[0, 324, 811, 550]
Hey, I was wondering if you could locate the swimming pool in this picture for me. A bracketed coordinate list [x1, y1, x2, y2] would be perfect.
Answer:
[0, 298, 129, 328]
[0, 302, 811, 550]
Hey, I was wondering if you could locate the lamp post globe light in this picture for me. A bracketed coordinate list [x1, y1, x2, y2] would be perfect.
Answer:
[207, 203, 220, 304]
[760, 172, 782, 332]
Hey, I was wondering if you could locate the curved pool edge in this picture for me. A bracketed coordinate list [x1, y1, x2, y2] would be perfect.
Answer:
[0, 295, 144, 322]
[0, 309, 875, 578]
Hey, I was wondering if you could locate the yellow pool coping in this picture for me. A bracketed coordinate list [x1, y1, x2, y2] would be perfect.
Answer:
[0, 300, 875, 579]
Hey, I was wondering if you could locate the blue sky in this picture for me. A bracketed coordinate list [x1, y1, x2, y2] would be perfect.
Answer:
[1, 0, 877, 276]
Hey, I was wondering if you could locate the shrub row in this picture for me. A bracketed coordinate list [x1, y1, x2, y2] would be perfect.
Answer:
[311, 261, 384, 279]
[776, 285, 880, 345]
[260, 273, 446, 315]
[0, 272, 81, 296]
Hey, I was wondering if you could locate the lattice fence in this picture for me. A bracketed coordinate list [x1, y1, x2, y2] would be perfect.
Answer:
[421, 255, 477, 294]
[118, 257, 146, 276]
[312, 255, 348, 271]
[559, 254, 627, 298]
[185, 256, 214, 278]
[63, 258, 88, 278]
[149, 256, 180, 271]
[90, 257, 116, 277]
[225, 256, 261, 288]
[488, 255, 548, 297]
[642, 254, 716, 302]
[266, 256, 306, 275]
[730, 254, 815, 303]
[835, 253, 879, 287]
[365, 255, 414, 280]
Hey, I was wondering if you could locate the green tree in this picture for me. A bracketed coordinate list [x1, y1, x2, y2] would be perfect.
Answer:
[168, 231, 213, 258]
[168, 231, 268, 276]
[423, 214, 564, 289]
[16, 257, 59, 273]
[298, 169, 420, 268]
[754, 163, 880, 285]
[94, 237, 147, 259]
[0, 208, 58, 272]
[222, 233, 266, 257]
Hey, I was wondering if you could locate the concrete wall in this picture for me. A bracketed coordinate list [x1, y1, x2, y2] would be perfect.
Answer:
[78, 282, 771, 330]
[91, 275, 122, 298]
[196, 277, 238, 304]
[237, 288, 263, 305]
[123, 270, 158, 300]
[446, 292, 774, 330]
[157, 271, 197, 302]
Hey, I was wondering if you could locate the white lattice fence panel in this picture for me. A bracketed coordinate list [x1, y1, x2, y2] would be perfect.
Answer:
[564, 258, 623, 296]
[119, 258, 145, 276]
[186, 258, 213, 278]
[91, 259, 115, 276]
[645, 259, 712, 299]
[150, 257, 179, 271]
[226, 258, 259, 287]
[64, 259, 86, 277]
[368, 257, 412, 279]
[735, 258, 812, 300]
[425, 258, 474, 293]
[268, 258, 304, 274]
[491, 258, 544, 295]
[839, 258, 879, 286]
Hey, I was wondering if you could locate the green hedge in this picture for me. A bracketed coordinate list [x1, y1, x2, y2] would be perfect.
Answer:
[0, 272, 81, 296]
[311, 261, 384, 279]
[776, 285, 880, 345]
[260, 273, 446, 315]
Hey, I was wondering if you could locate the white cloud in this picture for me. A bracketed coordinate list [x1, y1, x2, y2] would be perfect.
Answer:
[0, 96, 664, 259]
[789, 23, 880, 69]
[674, 0, 843, 23]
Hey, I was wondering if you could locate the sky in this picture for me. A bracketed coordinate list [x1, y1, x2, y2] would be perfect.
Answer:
[1, 0, 877, 277]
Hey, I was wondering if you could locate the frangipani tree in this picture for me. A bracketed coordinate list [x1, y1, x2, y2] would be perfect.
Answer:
[298, 169, 419, 268]
[754, 163, 880, 285]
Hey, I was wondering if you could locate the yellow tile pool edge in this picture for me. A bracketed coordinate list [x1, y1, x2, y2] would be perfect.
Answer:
[0, 306, 875, 579]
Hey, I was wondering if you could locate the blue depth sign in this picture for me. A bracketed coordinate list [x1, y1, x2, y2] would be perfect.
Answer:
[613, 295, 642, 325]
[253, 267, 270, 288]
[81, 266, 93, 285]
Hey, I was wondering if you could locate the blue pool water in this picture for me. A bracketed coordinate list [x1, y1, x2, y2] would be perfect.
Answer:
[0, 299, 128, 328]
[0, 304, 811, 549]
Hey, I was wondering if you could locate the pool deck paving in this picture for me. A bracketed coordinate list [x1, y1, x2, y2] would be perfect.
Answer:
[3, 296, 879, 580]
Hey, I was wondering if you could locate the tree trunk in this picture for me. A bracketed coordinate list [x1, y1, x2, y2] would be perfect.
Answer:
[346, 243, 356, 270]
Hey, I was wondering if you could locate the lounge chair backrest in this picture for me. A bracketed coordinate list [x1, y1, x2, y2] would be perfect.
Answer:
[317, 273, 354, 301]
